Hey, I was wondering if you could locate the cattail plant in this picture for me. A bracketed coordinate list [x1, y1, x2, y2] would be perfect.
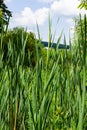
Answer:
[0, 14, 87, 130]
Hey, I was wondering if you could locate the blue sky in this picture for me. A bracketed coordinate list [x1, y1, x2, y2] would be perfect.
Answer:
[5, 0, 87, 44]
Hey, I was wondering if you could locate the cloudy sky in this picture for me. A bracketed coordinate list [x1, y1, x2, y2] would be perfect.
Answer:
[5, 0, 87, 44]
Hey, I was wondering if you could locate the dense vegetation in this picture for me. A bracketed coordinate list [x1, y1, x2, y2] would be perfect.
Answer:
[0, 0, 12, 32]
[1, 27, 43, 68]
[0, 1, 87, 130]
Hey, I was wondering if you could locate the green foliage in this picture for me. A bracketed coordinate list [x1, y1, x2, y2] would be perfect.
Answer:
[73, 14, 87, 51]
[78, 0, 87, 9]
[1, 27, 43, 68]
[0, 15, 87, 130]
[0, 0, 12, 32]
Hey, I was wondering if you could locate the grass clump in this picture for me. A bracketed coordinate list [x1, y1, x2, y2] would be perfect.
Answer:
[0, 14, 87, 130]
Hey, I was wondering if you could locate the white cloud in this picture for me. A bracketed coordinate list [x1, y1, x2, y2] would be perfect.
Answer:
[38, 0, 54, 3]
[35, 8, 49, 24]
[13, 7, 49, 27]
[4, 0, 11, 3]
[11, 0, 87, 29]
[50, 0, 87, 16]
